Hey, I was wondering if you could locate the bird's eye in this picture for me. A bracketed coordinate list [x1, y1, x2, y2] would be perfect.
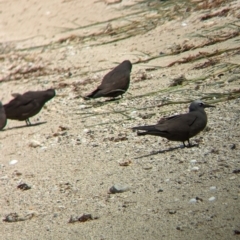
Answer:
[198, 102, 204, 106]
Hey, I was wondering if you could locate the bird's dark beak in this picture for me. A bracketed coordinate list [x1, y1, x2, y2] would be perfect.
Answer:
[204, 103, 215, 108]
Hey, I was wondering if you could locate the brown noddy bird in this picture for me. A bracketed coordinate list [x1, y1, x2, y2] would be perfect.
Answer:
[85, 60, 132, 99]
[4, 89, 56, 126]
[132, 100, 215, 147]
[0, 101, 7, 130]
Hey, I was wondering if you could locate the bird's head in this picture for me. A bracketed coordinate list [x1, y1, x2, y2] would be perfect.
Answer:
[189, 100, 215, 112]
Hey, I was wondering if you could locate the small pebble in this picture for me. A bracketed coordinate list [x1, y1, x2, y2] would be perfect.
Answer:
[17, 183, 31, 191]
[0, 175, 8, 180]
[83, 129, 90, 133]
[130, 111, 137, 116]
[230, 143, 236, 150]
[229, 176, 236, 180]
[189, 198, 197, 204]
[109, 183, 130, 194]
[227, 75, 239, 83]
[169, 210, 176, 214]
[91, 143, 99, 147]
[196, 196, 203, 202]
[208, 196, 216, 202]
[13, 170, 22, 176]
[29, 140, 42, 148]
[234, 229, 240, 235]
[9, 160, 18, 165]
[210, 186, 217, 191]
[176, 226, 183, 231]
[190, 159, 197, 164]
[191, 166, 199, 171]
[80, 138, 87, 143]
[79, 105, 87, 109]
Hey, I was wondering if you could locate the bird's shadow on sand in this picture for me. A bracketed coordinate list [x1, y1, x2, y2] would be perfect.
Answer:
[92, 98, 121, 107]
[134, 144, 198, 159]
[80, 97, 122, 108]
[4, 121, 47, 131]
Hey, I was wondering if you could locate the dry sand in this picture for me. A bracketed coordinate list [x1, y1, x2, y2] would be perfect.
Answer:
[0, 0, 240, 239]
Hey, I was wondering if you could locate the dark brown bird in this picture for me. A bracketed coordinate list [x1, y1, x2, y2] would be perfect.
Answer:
[0, 101, 7, 130]
[132, 100, 215, 147]
[85, 60, 132, 99]
[4, 89, 56, 125]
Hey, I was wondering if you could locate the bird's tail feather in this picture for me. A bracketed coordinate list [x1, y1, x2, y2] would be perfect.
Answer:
[132, 125, 156, 131]
[132, 125, 166, 137]
[84, 89, 99, 99]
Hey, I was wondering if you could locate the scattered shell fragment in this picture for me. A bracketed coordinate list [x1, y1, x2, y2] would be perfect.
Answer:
[130, 111, 138, 118]
[9, 160, 18, 165]
[83, 129, 90, 133]
[0, 175, 8, 180]
[208, 196, 216, 202]
[79, 105, 87, 109]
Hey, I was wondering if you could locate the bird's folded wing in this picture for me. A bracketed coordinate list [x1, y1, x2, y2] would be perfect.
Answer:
[101, 69, 129, 86]
[155, 113, 197, 132]
[15, 100, 40, 117]
[158, 113, 197, 126]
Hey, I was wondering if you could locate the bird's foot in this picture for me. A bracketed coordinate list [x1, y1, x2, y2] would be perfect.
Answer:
[105, 97, 121, 102]
[182, 141, 197, 148]
[183, 141, 198, 148]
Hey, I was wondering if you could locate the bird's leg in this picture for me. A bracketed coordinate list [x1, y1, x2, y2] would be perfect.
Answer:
[25, 119, 32, 126]
[183, 142, 187, 147]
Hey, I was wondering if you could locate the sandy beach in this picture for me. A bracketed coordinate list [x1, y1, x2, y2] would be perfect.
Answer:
[0, 0, 240, 239]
